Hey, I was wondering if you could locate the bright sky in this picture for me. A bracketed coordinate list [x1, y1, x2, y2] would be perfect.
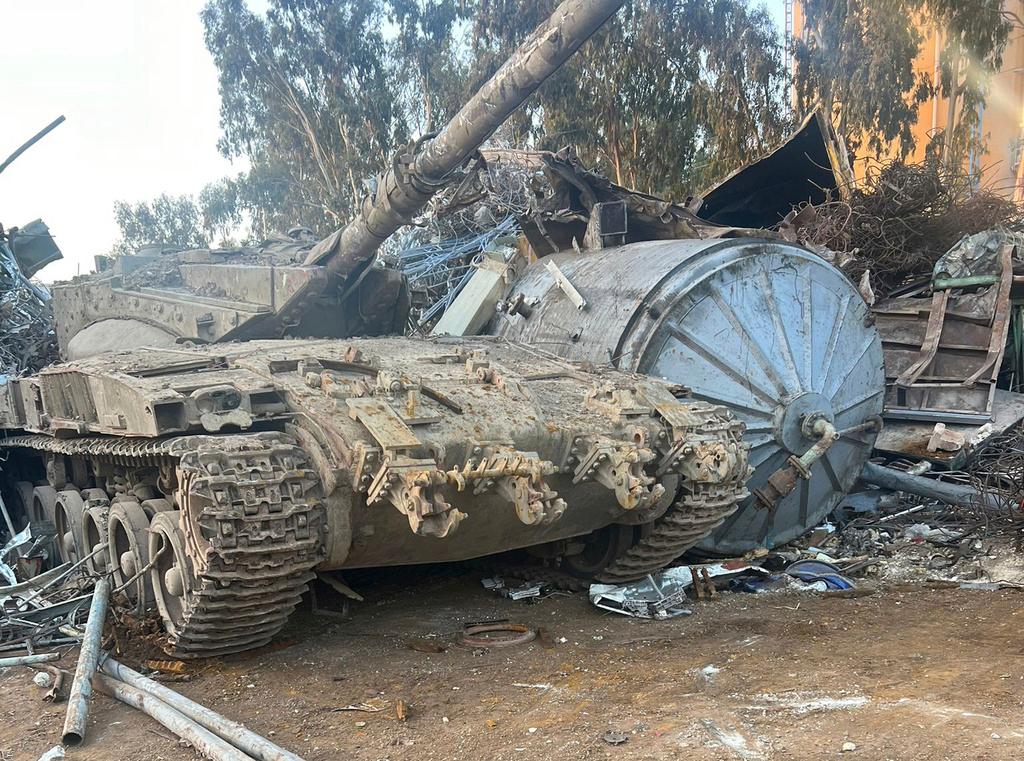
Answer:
[0, 1, 242, 283]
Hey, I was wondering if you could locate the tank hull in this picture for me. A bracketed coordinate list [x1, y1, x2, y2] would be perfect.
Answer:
[0, 335, 750, 654]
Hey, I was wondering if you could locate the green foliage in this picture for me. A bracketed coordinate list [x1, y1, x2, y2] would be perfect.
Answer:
[793, 0, 928, 159]
[201, 0, 407, 236]
[110, 194, 208, 257]
[793, 0, 1013, 166]
[929, 0, 1012, 167]
[117, 1, 792, 243]
[469, 0, 791, 196]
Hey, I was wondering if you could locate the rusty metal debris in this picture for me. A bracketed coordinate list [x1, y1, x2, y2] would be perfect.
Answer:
[602, 730, 629, 745]
[785, 155, 1024, 297]
[460, 622, 537, 649]
[0, 223, 60, 374]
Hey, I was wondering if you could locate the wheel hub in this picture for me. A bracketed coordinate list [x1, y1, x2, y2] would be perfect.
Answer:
[120, 550, 137, 577]
[164, 567, 184, 597]
[774, 392, 835, 455]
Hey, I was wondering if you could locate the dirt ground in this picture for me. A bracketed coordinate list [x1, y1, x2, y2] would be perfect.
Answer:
[2, 569, 1023, 761]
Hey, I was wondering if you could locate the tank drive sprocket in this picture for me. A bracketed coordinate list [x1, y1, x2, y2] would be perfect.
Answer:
[595, 405, 750, 583]
[1, 432, 325, 658]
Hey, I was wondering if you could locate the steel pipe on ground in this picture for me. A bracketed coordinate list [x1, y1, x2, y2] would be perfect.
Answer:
[61, 576, 109, 746]
[861, 461, 1004, 510]
[0, 652, 60, 667]
[99, 657, 305, 761]
[93, 674, 253, 761]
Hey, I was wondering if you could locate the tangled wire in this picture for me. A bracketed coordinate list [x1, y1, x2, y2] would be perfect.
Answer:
[381, 152, 544, 331]
[968, 423, 1024, 518]
[791, 156, 1024, 296]
[0, 238, 57, 376]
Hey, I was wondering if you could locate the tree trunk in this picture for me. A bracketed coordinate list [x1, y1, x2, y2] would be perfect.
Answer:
[943, 51, 963, 167]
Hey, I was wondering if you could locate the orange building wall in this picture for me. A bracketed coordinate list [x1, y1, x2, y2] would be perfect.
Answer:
[790, 1, 1024, 198]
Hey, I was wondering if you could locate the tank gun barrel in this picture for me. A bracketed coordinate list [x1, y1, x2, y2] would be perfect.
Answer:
[305, 0, 624, 275]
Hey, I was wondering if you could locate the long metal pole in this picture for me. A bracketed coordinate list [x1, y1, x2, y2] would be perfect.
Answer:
[305, 0, 625, 277]
[61, 577, 109, 746]
[860, 461, 1004, 510]
[99, 657, 306, 761]
[93, 674, 253, 761]
[0, 652, 60, 667]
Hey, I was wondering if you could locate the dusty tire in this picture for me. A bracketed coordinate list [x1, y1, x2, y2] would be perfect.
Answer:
[12, 481, 36, 530]
[31, 486, 60, 568]
[82, 504, 111, 574]
[31, 485, 58, 524]
[141, 498, 173, 520]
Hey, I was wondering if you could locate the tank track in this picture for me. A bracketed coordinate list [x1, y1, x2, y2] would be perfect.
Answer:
[595, 405, 750, 584]
[0, 432, 325, 658]
[595, 487, 744, 583]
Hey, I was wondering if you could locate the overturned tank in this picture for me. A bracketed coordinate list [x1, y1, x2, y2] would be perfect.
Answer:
[0, 337, 749, 655]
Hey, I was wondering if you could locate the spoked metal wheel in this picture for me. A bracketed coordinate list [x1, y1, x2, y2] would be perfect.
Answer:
[108, 500, 156, 614]
[54, 490, 87, 565]
[148, 511, 193, 640]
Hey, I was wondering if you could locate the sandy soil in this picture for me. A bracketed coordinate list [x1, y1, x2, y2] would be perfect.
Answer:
[2, 569, 1023, 761]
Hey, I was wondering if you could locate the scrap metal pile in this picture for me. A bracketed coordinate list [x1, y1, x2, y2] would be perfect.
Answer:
[0, 223, 60, 375]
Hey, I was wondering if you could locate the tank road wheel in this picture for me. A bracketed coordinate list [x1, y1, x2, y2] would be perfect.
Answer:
[140, 498, 173, 520]
[149, 511, 194, 640]
[562, 525, 640, 577]
[54, 490, 86, 565]
[109, 500, 157, 614]
[28, 486, 59, 569]
[11, 481, 36, 530]
[31, 485, 58, 524]
[82, 502, 111, 575]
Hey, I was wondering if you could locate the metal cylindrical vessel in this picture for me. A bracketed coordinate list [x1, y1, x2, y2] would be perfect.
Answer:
[495, 238, 884, 554]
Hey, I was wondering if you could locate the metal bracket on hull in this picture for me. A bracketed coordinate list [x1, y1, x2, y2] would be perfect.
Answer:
[366, 457, 463, 538]
[449, 446, 566, 526]
[571, 436, 663, 510]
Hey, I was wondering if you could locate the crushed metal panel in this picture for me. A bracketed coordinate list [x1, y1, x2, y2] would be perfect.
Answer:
[695, 108, 853, 229]
[874, 246, 1013, 423]
[9, 219, 62, 278]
